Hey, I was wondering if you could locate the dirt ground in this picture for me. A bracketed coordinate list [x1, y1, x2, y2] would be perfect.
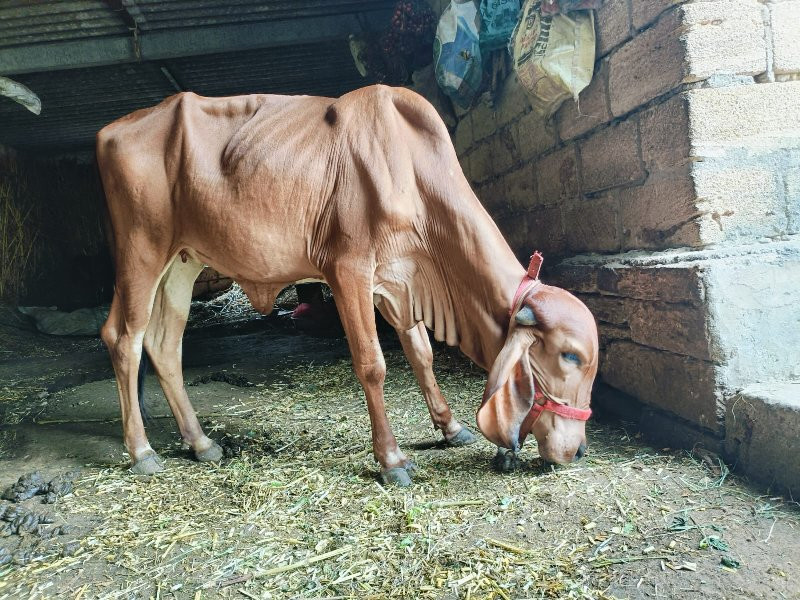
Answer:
[0, 307, 798, 599]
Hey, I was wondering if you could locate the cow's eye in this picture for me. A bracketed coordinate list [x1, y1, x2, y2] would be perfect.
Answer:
[562, 352, 581, 365]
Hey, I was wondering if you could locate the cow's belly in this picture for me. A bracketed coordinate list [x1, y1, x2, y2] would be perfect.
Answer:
[174, 174, 324, 286]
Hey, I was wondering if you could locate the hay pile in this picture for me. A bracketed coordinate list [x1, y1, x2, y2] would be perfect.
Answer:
[0, 348, 797, 599]
[0, 162, 37, 303]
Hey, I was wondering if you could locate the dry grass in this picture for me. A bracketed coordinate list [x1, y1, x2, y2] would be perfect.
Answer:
[0, 164, 37, 302]
[1, 347, 798, 599]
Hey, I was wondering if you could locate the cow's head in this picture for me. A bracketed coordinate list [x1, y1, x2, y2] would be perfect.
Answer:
[477, 283, 598, 464]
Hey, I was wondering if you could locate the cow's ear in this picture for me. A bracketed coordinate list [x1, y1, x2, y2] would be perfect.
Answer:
[476, 334, 535, 450]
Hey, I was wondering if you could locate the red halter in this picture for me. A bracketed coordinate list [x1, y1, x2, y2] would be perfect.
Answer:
[512, 252, 592, 424]
[530, 387, 592, 423]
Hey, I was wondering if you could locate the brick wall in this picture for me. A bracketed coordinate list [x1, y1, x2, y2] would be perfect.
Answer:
[423, 0, 800, 448]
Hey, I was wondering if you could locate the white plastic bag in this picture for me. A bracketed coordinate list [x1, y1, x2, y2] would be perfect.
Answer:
[510, 0, 595, 116]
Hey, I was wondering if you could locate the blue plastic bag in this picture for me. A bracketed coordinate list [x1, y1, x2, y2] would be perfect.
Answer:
[479, 0, 521, 52]
[434, 0, 483, 108]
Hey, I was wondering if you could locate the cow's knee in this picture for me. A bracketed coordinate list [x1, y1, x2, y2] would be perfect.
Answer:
[354, 358, 386, 389]
[100, 321, 118, 354]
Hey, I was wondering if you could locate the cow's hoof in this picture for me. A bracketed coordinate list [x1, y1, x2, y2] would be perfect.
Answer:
[380, 467, 413, 487]
[195, 441, 223, 463]
[130, 451, 165, 475]
[445, 426, 478, 447]
[492, 448, 521, 473]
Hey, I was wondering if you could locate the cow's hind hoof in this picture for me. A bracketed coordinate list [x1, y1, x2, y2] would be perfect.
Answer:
[492, 448, 521, 473]
[195, 441, 223, 463]
[130, 451, 165, 475]
[446, 427, 478, 447]
[380, 467, 413, 487]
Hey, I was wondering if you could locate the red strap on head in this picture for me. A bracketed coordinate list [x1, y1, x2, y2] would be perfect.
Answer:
[527, 251, 543, 279]
[509, 251, 544, 317]
[529, 393, 592, 423]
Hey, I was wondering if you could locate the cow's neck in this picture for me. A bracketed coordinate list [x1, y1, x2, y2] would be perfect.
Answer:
[422, 200, 526, 371]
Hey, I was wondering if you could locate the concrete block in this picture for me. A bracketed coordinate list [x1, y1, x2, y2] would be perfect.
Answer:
[552, 251, 707, 304]
[682, 1, 767, 80]
[595, 385, 723, 454]
[475, 179, 505, 214]
[556, 59, 612, 141]
[786, 166, 800, 234]
[703, 243, 800, 387]
[596, 0, 631, 57]
[726, 383, 800, 494]
[536, 144, 579, 206]
[608, 9, 685, 117]
[693, 164, 787, 244]
[630, 0, 674, 30]
[688, 81, 800, 150]
[514, 110, 558, 161]
[525, 206, 566, 256]
[627, 301, 711, 360]
[563, 192, 621, 253]
[601, 340, 721, 431]
[495, 209, 530, 256]
[465, 142, 494, 184]
[501, 162, 538, 211]
[639, 408, 724, 454]
[578, 294, 630, 327]
[495, 75, 531, 127]
[454, 116, 473, 156]
[470, 100, 496, 142]
[491, 129, 519, 174]
[619, 176, 702, 250]
[770, 1, 800, 75]
[639, 93, 690, 175]
[580, 118, 645, 193]
[597, 323, 631, 348]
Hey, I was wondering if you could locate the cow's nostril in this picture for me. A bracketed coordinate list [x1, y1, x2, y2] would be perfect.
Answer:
[574, 443, 587, 461]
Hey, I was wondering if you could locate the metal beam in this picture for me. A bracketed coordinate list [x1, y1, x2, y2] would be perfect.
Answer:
[0, 10, 389, 76]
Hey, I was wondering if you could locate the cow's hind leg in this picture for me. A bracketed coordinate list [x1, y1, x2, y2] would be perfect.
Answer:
[101, 259, 168, 475]
[397, 322, 477, 447]
[327, 266, 415, 486]
[144, 256, 223, 463]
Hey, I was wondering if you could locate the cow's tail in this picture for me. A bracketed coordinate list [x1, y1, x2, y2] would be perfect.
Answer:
[138, 352, 150, 423]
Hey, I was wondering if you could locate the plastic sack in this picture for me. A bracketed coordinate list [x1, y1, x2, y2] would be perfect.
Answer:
[540, 0, 603, 16]
[510, 0, 595, 116]
[0, 76, 41, 115]
[434, 0, 483, 108]
[479, 0, 521, 52]
[18, 305, 109, 336]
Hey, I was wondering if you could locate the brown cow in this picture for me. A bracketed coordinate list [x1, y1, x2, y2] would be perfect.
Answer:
[96, 85, 598, 485]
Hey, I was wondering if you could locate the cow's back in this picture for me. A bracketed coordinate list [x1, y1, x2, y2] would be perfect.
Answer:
[96, 86, 474, 292]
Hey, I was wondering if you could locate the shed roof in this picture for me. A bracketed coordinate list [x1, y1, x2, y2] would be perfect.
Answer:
[0, 0, 393, 153]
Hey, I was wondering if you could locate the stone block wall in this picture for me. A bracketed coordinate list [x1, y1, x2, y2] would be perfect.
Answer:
[428, 0, 800, 450]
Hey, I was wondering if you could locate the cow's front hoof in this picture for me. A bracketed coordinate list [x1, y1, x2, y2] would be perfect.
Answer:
[445, 426, 478, 447]
[195, 441, 223, 463]
[380, 467, 413, 487]
[130, 450, 165, 475]
[492, 448, 521, 473]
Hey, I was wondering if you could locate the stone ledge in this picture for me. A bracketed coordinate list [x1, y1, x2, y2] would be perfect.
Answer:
[725, 382, 800, 494]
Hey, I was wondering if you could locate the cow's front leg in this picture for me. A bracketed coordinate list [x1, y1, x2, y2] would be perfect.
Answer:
[328, 270, 415, 486]
[397, 322, 477, 446]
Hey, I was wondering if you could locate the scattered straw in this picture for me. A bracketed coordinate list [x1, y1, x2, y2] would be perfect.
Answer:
[1, 339, 799, 599]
